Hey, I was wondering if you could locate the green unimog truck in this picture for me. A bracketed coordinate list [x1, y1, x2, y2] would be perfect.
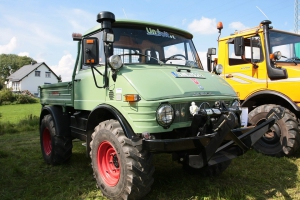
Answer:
[39, 11, 284, 200]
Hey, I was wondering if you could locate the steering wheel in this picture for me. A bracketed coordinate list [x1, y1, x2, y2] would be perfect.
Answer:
[165, 54, 187, 62]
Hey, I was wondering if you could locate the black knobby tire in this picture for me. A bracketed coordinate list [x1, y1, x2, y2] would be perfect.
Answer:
[90, 119, 154, 200]
[183, 159, 231, 176]
[248, 104, 300, 157]
[40, 114, 73, 165]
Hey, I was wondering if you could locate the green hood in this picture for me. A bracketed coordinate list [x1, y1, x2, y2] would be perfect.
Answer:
[121, 65, 236, 101]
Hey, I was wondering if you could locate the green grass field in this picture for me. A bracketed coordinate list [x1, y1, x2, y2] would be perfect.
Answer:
[1, 104, 300, 199]
[0, 103, 41, 123]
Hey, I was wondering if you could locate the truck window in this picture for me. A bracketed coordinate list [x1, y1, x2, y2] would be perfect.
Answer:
[163, 42, 195, 65]
[112, 26, 202, 68]
[270, 30, 300, 62]
[228, 36, 262, 65]
[115, 48, 141, 63]
[145, 49, 160, 63]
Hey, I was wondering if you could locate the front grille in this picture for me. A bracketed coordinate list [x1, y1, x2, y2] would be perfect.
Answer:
[172, 101, 230, 123]
[109, 90, 114, 100]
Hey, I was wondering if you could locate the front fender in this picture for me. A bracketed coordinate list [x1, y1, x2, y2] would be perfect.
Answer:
[242, 90, 300, 112]
[87, 104, 137, 139]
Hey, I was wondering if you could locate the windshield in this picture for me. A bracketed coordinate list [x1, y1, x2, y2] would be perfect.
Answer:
[270, 30, 300, 62]
[112, 26, 203, 69]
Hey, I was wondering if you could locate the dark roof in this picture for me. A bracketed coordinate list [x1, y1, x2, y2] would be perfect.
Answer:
[7, 62, 59, 81]
[83, 19, 193, 39]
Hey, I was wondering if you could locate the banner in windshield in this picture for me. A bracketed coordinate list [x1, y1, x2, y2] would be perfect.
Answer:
[146, 27, 176, 39]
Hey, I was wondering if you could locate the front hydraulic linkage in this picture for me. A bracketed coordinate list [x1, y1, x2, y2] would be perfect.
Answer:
[188, 106, 285, 168]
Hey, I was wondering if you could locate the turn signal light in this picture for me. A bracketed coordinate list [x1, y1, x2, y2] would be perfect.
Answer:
[124, 94, 140, 102]
[86, 39, 94, 44]
[86, 59, 95, 63]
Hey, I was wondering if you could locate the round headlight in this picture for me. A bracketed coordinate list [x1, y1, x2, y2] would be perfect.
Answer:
[108, 55, 123, 70]
[156, 104, 174, 127]
[214, 64, 223, 74]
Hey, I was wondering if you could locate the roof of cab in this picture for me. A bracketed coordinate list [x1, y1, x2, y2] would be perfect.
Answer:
[218, 26, 264, 42]
[83, 19, 193, 39]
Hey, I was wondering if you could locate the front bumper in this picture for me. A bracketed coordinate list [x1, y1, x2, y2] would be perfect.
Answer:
[143, 117, 276, 152]
[142, 106, 284, 167]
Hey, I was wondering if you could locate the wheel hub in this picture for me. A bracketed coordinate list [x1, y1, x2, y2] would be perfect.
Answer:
[113, 154, 119, 168]
[42, 128, 52, 155]
[262, 123, 281, 144]
[264, 130, 275, 139]
[97, 141, 121, 186]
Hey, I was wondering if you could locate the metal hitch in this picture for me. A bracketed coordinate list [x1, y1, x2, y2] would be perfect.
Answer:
[188, 106, 285, 168]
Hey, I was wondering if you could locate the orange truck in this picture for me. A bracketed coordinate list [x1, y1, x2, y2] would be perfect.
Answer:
[207, 20, 300, 157]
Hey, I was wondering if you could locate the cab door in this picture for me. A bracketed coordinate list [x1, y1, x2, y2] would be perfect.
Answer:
[73, 31, 107, 110]
[223, 35, 267, 100]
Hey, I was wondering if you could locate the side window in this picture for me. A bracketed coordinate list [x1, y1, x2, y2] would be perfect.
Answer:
[45, 72, 51, 78]
[35, 71, 40, 77]
[228, 36, 262, 65]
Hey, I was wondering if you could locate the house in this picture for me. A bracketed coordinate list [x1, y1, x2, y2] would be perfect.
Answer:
[6, 62, 59, 96]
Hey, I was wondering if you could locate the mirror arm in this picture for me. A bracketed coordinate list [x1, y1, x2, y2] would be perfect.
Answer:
[91, 66, 107, 89]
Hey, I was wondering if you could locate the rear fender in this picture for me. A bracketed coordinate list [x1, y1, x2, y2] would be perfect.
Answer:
[40, 105, 71, 137]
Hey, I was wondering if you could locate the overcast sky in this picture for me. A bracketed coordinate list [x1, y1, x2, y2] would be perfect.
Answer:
[0, 0, 295, 81]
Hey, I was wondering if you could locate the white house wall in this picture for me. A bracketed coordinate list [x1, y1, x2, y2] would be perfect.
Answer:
[20, 64, 58, 95]
[6, 81, 12, 89]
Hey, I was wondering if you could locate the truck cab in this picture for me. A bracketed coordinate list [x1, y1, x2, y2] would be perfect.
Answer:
[209, 20, 300, 157]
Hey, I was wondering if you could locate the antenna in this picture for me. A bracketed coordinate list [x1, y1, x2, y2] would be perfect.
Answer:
[295, 0, 299, 33]
[122, 8, 128, 19]
[256, 6, 269, 20]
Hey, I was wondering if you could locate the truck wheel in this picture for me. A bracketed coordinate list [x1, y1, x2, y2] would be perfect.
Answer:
[90, 120, 154, 200]
[183, 160, 231, 176]
[40, 114, 73, 165]
[248, 104, 300, 157]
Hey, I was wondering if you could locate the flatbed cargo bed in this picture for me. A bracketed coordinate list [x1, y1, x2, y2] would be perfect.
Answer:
[40, 81, 73, 107]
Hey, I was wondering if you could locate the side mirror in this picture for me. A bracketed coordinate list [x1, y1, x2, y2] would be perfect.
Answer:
[207, 48, 216, 72]
[207, 48, 216, 55]
[234, 36, 245, 56]
[82, 37, 99, 65]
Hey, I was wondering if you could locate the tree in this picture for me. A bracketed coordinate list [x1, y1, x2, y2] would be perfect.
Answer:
[0, 54, 36, 88]
[0, 54, 36, 80]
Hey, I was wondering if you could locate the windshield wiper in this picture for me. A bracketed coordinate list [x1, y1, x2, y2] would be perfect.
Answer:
[284, 56, 300, 65]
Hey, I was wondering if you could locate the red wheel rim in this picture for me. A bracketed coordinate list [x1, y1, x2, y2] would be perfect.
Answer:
[97, 141, 120, 186]
[42, 128, 52, 155]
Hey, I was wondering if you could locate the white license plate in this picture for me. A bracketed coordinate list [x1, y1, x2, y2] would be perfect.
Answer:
[240, 107, 248, 127]
[172, 72, 204, 78]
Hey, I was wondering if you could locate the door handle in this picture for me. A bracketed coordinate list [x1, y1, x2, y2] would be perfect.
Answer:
[176, 68, 191, 72]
